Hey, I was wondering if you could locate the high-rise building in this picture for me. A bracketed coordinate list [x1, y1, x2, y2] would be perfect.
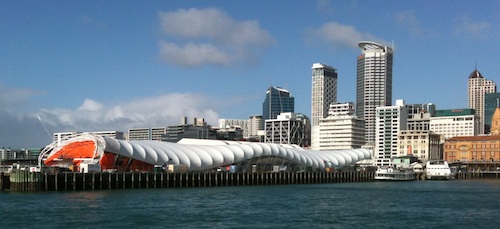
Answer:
[263, 86, 294, 120]
[468, 68, 496, 134]
[374, 100, 407, 167]
[356, 41, 393, 145]
[484, 93, 500, 134]
[311, 63, 338, 149]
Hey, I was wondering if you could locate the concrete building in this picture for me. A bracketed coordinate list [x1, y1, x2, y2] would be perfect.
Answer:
[397, 130, 442, 162]
[406, 103, 436, 117]
[247, 115, 264, 141]
[374, 100, 407, 167]
[263, 86, 294, 120]
[311, 63, 338, 149]
[128, 128, 150, 141]
[264, 112, 310, 147]
[404, 103, 435, 132]
[163, 118, 215, 142]
[151, 127, 166, 141]
[430, 109, 479, 140]
[356, 41, 393, 145]
[468, 68, 496, 134]
[317, 103, 365, 150]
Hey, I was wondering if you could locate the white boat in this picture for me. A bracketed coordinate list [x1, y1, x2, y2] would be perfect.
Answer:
[375, 166, 416, 181]
[425, 160, 452, 180]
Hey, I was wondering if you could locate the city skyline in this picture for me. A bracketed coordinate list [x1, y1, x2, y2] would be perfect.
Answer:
[2, 1, 500, 148]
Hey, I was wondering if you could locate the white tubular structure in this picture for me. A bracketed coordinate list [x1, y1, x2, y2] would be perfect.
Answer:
[42, 134, 372, 171]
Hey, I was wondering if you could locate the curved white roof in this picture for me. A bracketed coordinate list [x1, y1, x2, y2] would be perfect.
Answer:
[100, 137, 371, 171]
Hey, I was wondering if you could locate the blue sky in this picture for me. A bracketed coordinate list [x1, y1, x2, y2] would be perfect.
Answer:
[2, 1, 500, 148]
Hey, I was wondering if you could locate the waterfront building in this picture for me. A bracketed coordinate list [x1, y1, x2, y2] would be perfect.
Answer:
[484, 93, 500, 134]
[468, 68, 496, 134]
[263, 86, 294, 120]
[311, 63, 338, 149]
[317, 102, 365, 150]
[429, 109, 479, 139]
[0, 148, 40, 170]
[445, 135, 500, 163]
[444, 106, 500, 167]
[264, 112, 310, 147]
[356, 41, 393, 145]
[397, 130, 442, 162]
[40, 134, 372, 172]
[374, 100, 407, 167]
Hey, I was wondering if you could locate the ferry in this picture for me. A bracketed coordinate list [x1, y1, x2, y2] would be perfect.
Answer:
[425, 160, 452, 180]
[375, 166, 416, 181]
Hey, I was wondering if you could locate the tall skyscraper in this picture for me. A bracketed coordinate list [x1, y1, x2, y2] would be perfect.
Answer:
[468, 68, 496, 134]
[311, 63, 338, 149]
[356, 41, 393, 145]
[263, 86, 294, 120]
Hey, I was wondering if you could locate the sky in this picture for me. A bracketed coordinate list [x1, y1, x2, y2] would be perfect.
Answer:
[2, 0, 500, 148]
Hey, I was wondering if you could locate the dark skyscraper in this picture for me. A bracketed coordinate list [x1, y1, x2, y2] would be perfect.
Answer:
[263, 86, 294, 120]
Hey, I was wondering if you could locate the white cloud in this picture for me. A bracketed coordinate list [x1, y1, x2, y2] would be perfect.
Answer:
[310, 22, 389, 49]
[0, 91, 221, 148]
[158, 7, 275, 67]
[78, 98, 103, 111]
[453, 16, 492, 37]
[158, 41, 232, 67]
[394, 10, 423, 36]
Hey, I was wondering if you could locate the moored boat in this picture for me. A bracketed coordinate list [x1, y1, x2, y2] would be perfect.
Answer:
[425, 160, 452, 180]
[375, 166, 416, 181]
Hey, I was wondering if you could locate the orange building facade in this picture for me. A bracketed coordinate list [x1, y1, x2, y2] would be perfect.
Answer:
[444, 135, 500, 163]
[443, 107, 500, 171]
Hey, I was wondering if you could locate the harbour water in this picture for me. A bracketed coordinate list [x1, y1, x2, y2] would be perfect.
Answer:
[1, 179, 499, 228]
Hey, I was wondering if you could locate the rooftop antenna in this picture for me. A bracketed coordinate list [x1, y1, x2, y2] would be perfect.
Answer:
[37, 116, 53, 141]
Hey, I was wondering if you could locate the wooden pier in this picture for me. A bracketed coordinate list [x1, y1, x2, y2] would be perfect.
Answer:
[4, 171, 375, 192]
